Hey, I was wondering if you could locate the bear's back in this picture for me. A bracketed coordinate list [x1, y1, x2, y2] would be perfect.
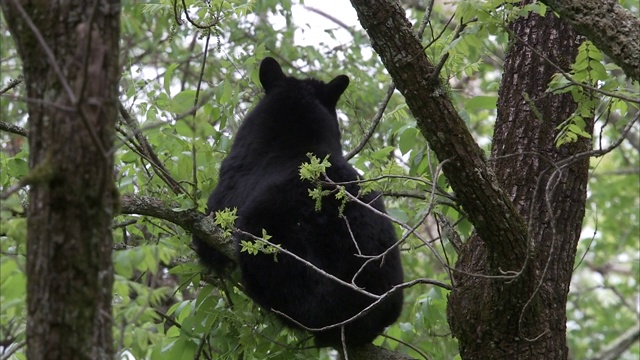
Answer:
[195, 57, 403, 347]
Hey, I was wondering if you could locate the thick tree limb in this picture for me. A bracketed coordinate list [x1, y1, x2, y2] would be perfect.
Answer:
[541, 0, 640, 82]
[118, 194, 236, 261]
[349, 0, 529, 272]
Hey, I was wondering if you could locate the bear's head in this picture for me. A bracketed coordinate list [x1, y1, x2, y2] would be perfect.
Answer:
[259, 57, 349, 112]
[236, 57, 350, 156]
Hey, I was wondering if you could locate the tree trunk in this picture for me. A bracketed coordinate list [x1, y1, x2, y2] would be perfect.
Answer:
[1, 1, 121, 359]
[447, 7, 593, 359]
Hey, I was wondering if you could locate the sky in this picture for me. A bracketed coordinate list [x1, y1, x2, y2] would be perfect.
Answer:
[291, 0, 360, 46]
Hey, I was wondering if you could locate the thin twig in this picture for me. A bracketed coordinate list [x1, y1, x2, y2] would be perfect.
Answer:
[416, 0, 436, 38]
[0, 75, 23, 95]
[117, 101, 189, 196]
[429, 18, 473, 82]
[556, 114, 639, 167]
[273, 277, 450, 333]
[345, 83, 395, 160]
[191, 27, 212, 201]
[304, 6, 357, 37]
[240, 230, 380, 299]
[180, 0, 222, 29]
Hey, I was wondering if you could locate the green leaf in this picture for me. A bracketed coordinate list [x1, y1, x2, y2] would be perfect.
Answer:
[299, 154, 331, 181]
[6, 158, 28, 178]
[370, 146, 396, 160]
[219, 79, 233, 105]
[174, 120, 193, 137]
[589, 60, 607, 81]
[164, 63, 179, 96]
[399, 127, 419, 155]
[168, 90, 197, 114]
[214, 208, 238, 235]
[465, 95, 497, 111]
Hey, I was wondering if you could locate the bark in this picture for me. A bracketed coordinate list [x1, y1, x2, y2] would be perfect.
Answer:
[1, 1, 121, 359]
[349, 0, 593, 358]
[448, 8, 592, 359]
[540, 0, 640, 81]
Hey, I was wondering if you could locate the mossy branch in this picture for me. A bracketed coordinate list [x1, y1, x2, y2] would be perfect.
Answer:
[118, 193, 236, 262]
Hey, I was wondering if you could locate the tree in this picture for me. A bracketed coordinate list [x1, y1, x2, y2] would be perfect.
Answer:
[451, 5, 589, 359]
[0, 1, 120, 359]
[349, 0, 590, 357]
[1, 1, 637, 359]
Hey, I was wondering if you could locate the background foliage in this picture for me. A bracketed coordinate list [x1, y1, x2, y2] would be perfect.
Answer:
[1, 0, 638, 359]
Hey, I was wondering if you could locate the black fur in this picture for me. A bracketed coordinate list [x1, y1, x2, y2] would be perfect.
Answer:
[194, 57, 403, 347]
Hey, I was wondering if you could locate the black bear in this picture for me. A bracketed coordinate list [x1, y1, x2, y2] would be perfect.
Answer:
[194, 57, 403, 347]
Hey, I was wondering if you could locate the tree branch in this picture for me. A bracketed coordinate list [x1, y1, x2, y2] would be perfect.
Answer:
[0, 75, 23, 95]
[118, 194, 236, 261]
[303, 6, 358, 38]
[588, 323, 640, 360]
[346, 83, 395, 160]
[0, 121, 28, 137]
[117, 102, 189, 196]
[540, 0, 640, 81]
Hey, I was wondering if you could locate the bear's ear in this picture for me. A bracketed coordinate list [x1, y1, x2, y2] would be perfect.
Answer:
[259, 57, 286, 93]
[324, 75, 350, 108]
